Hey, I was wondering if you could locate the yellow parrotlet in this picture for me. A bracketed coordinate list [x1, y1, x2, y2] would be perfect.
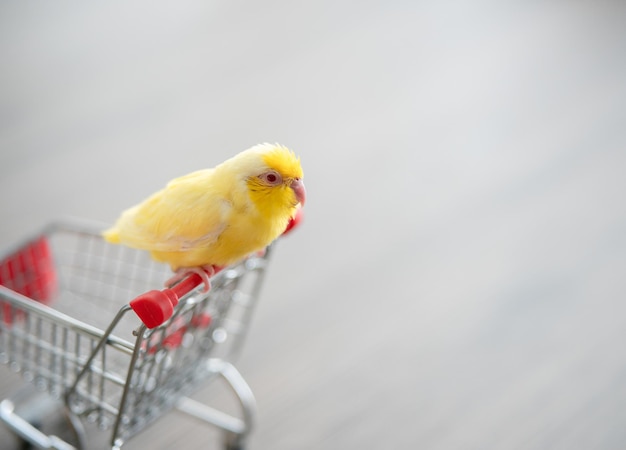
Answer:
[103, 143, 305, 288]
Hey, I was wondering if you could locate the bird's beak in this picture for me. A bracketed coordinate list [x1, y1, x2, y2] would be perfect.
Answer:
[290, 178, 306, 206]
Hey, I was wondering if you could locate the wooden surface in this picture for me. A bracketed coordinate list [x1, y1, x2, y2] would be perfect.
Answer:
[2, 2, 626, 449]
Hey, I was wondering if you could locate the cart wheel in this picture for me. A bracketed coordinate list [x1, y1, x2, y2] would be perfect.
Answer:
[0, 385, 85, 450]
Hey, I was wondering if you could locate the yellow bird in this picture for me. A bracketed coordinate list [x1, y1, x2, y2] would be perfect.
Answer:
[103, 143, 305, 289]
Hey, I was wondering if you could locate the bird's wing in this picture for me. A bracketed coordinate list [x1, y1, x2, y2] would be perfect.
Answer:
[112, 168, 230, 252]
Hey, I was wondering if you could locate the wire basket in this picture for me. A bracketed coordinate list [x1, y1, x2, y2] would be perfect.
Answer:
[0, 217, 286, 449]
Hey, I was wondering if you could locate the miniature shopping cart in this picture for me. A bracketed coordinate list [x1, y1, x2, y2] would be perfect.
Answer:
[0, 215, 301, 449]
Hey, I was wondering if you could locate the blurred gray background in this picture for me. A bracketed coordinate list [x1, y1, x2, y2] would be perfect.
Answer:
[2, 1, 626, 449]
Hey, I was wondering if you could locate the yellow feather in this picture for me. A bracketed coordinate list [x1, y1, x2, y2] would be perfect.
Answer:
[103, 143, 304, 270]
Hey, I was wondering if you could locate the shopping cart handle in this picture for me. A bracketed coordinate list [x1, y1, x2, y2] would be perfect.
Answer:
[130, 271, 207, 329]
[282, 207, 303, 236]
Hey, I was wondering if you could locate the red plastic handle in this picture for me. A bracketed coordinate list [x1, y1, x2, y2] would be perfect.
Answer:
[130, 270, 213, 329]
[283, 208, 303, 235]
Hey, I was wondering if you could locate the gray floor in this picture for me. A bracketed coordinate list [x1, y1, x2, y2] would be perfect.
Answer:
[2, 2, 626, 449]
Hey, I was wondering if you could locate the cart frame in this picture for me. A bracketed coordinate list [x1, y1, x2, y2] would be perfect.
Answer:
[0, 218, 280, 449]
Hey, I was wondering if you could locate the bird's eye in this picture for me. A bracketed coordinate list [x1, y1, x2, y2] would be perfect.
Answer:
[261, 171, 282, 185]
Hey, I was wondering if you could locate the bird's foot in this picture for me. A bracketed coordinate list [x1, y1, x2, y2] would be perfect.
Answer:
[165, 265, 215, 293]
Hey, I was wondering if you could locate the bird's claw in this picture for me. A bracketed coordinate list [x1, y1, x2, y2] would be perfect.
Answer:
[165, 265, 215, 293]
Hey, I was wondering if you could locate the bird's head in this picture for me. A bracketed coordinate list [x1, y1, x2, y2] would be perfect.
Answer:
[238, 143, 305, 217]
